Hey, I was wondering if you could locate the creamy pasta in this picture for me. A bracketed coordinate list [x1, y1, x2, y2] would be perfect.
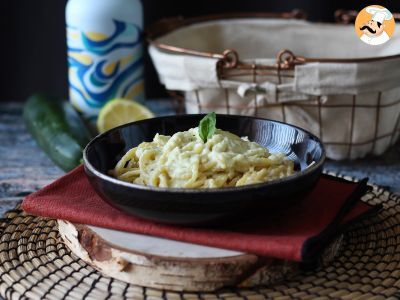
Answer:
[111, 128, 294, 188]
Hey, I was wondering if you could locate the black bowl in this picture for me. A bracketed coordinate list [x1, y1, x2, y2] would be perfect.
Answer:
[83, 114, 325, 225]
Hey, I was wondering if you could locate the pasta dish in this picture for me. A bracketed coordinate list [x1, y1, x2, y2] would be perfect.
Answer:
[111, 127, 294, 188]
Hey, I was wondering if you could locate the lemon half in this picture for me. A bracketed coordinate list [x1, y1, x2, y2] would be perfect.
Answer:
[97, 99, 155, 133]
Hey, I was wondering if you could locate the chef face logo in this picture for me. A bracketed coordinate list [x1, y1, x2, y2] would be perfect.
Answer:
[355, 5, 395, 45]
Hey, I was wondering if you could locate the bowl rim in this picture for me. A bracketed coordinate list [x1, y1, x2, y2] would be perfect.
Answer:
[83, 114, 326, 194]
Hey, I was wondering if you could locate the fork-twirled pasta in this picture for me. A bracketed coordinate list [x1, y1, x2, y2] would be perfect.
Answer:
[111, 128, 294, 188]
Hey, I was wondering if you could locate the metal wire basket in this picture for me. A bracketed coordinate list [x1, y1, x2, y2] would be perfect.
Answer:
[147, 10, 400, 160]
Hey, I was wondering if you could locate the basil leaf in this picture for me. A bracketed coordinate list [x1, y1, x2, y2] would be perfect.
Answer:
[199, 112, 216, 142]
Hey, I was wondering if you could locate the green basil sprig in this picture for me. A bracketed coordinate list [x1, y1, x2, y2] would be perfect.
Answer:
[199, 112, 216, 143]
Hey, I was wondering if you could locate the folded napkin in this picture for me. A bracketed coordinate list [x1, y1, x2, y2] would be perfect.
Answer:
[22, 166, 380, 263]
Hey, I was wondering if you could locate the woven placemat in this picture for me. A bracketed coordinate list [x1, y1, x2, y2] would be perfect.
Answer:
[1, 174, 400, 300]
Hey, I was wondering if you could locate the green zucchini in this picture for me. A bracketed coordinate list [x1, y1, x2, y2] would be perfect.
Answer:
[23, 94, 92, 172]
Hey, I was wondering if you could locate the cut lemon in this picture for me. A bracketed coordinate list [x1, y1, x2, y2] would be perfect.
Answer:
[97, 98, 155, 133]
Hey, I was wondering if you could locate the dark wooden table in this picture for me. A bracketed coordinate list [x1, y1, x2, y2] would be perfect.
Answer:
[1, 100, 399, 218]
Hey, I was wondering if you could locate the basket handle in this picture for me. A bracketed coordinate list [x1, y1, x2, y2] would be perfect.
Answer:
[147, 10, 307, 71]
[216, 49, 305, 76]
[335, 9, 400, 24]
[146, 10, 307, 40]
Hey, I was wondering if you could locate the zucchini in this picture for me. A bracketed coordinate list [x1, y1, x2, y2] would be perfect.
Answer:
[23, 94, 92, 172]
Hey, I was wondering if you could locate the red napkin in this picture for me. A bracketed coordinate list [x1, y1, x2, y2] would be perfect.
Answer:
[22, 166, 380, 263]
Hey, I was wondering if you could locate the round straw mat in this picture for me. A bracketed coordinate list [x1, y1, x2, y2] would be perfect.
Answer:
[1, 175, 400, 300]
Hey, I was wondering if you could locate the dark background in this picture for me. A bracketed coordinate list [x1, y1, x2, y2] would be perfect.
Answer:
[1, 0, 399, 101]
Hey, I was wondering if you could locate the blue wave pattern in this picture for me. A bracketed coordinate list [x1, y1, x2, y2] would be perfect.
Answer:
[67, 20, 144, 115]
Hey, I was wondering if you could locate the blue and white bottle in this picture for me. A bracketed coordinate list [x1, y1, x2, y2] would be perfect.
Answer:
[66, 0, 144, 120]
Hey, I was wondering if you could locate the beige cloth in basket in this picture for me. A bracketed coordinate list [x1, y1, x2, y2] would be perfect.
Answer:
[149, 19, 400, 160]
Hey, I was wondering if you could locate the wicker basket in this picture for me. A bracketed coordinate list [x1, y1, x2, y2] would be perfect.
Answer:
[148, 10, 400, 160]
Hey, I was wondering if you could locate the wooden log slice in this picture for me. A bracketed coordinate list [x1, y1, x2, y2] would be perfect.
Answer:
[58, 221, 340, 292]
